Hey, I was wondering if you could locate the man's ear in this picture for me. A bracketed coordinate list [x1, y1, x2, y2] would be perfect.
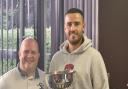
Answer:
[83, 23, 85, 33]
[18, 50, 21, 60]
[64, 24, 66, 31]
[38, 53, 40, 59]
[64, 27, 66, 32]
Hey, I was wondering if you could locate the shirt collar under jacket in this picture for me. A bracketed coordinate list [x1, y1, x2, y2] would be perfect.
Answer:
[17, 65, 39, 79]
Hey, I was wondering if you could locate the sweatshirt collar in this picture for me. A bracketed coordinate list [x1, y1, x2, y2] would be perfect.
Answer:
[60, 36, 92, 54]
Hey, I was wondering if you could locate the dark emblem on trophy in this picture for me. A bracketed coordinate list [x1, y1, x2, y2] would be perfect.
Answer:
[37, 82, 44, 89]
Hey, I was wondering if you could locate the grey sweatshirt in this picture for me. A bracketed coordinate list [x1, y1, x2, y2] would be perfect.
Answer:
[49, 36, 109, 89]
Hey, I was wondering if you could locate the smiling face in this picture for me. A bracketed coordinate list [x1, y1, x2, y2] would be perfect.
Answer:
[64, 13, 85, 45]
[19, 38, 40, 74]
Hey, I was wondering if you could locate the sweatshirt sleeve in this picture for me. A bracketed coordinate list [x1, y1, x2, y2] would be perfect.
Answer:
[91, 51, 109, 89]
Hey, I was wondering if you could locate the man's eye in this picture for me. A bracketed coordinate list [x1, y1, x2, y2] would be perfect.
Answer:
[32, 51, 36, 54]
[75, 22, 80, 26]
[24, 50, 29, 54]
[67, 23, 72, 27]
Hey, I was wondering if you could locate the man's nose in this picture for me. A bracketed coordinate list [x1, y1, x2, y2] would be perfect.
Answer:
[70, 24, 76, 31]
[27, 52, 33, 57]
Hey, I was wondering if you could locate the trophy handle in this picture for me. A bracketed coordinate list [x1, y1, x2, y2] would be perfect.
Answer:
[45, 74, 52, 89]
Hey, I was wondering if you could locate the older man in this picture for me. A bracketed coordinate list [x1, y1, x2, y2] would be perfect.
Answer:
[0, 37, 47, 89]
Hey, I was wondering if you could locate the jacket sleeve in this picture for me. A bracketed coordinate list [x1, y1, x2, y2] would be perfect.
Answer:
[0, 76, 7, 89]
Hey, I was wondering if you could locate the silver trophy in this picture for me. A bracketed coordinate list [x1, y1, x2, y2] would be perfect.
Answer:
[46, 64, 75, 89]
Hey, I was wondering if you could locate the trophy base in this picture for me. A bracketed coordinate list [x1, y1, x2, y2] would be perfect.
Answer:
[51, 81, 72, 89]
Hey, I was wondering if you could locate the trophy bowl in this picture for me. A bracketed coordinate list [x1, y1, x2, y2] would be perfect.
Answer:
[47, 71, 75, 89]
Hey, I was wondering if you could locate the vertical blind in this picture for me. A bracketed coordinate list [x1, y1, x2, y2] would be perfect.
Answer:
[0, 0, 19, 75]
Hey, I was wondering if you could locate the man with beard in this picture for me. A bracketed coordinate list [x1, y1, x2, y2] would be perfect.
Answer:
[49, 8, 109, 89]
[0, 37, 48, 89]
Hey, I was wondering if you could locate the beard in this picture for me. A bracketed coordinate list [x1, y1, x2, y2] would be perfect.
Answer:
[67, 32, 83, 45]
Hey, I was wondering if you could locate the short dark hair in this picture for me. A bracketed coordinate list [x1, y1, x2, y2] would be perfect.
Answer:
[65, 8, 84, 19]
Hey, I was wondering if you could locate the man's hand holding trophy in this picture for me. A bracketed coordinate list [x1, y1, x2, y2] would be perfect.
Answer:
[46, 64, 75, 89]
